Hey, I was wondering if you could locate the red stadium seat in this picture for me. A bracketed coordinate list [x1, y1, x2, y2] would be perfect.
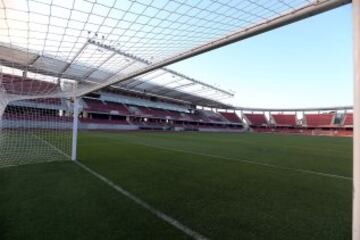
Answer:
[343, 113, 353, 126]
[83, 99, 107, 113]
[3, 113, 72, 122]
[84, 99, 130, 115]
[1, 74, 59, 95]
[219, 112, 242, 123]
[30, 98, 62, 106]
[80, 118, 129, 125]
[304, 113, 335, 127]
[244, 113, 268, 126]
[271, 114, 296, 126]
[103, 101, 130, 115]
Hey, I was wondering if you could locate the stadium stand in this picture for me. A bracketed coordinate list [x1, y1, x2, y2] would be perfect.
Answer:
[189, 112, 206, 122]
[103, 101, 131, 115]
[244, 113, 268, 126]
[2, 92, 353, 136]
[101, 92, 189, 113]
[343, 113, 353, 126]
[1, 73, 59, 95]
[271, 114, 297, 126]
[199, 110, 227, 122]
[80, 118, 129, 125]
[166, 110, 182, 120]
[1, 72, 246, 133]
[3, 113, 72, 122]
[304, 113, 335, 127]
[135, 106, 154, 116]
[83, 99, 107, 113]
[219, 112, 242, 123]
[146, 108, 169, 118]
[6, 71, 352, 136]
[126, 105, 143, 116]
[30, 98, 62, 106]
[68, 93, 243, 131]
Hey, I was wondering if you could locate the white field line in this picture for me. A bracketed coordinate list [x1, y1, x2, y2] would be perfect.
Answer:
[31, 133, 71, 160]
[75, 161, 209, 240]
[108, 137, 352, 181]
[33, 134, 208, 239]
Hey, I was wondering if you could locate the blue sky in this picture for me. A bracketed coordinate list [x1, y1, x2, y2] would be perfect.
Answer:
[170, 5, 353, 109]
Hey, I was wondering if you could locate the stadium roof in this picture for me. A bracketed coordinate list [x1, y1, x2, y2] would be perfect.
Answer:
[0, 0, 350, 107]
[0, 42, 234, 108]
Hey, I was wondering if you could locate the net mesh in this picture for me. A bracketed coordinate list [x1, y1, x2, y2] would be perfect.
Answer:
[2, 0, 313, 60]
[0, 0, 330, 166]
[0, 61, 76, 167]
[0, 97, 73, 168]
[0, 0, 318, 98]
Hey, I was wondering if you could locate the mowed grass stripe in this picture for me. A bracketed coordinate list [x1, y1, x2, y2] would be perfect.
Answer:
[80, 133, 351, 181]
[31, 133, 208, 239]
[80, 131, 352, 177]
[79, 132, 351, 240]
[0, 161, 188, 240]
[1, 132, 352, 240]
[105, 131, 351, 154]
[76, 161, 209, 240]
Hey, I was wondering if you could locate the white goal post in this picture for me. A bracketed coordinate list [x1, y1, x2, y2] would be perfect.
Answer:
[353, 0, 360, 238]
[71, 97, 79, 161]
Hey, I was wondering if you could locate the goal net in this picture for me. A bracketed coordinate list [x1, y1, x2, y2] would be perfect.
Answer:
[0, 0, 339, 167]
[0, 68, 77, 168]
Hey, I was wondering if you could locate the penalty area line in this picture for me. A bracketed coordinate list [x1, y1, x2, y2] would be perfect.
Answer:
[75, 161, 209, 240]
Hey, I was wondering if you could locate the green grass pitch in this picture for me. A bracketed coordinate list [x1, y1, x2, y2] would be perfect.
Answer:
[0, 132, 352, 239]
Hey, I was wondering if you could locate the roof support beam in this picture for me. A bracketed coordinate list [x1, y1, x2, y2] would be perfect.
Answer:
[156, 82, 197, 95]
[108, 85, 192, 105]
[58, 42, 89, 78]
[28, 55, 41, 66]
[146, 78, 185, 92]
[171, 87, 215, 98]
[124, 71, 167, 89]
[81, 52, 116, 81]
